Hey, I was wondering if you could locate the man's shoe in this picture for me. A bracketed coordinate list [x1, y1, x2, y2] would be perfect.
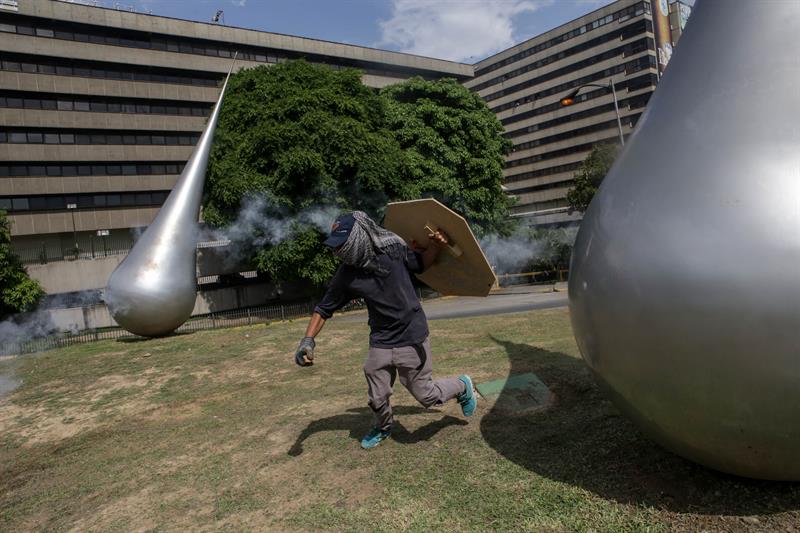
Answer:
[457, 375, 477, 417]
[360, 427, 391, 449]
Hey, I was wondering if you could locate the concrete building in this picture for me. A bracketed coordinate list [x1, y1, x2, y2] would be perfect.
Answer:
[465, 0, 662, 226]
[0, 0, 470, 256]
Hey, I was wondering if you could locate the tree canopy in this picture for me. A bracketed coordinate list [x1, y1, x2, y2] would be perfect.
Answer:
[565, 143, 618, 213]
[0, 210, 44, 320]
[204, 61, 513, 286]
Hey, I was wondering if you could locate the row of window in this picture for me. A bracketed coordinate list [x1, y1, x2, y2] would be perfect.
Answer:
[500, 71, 657, 127]
[509, 178, 574, 196]
[508, 114, 641, 156]
[505, 161, 583, 184]
[504, 90, 652, 139]
[0, 162, 185, 177]
[471, 18, 649, 93]
[476, 1, 650, 77]
[0, 91, 212, 117]
[513, 197, 570, 215]
[0, 14, 454, 81]
[0, 52, 221, 87]
[0, 130, 200, 146]
[490, 38, 653, 113]
[0, 15, 274, 63]
[0, 191, 169, 212]
[484, 40, 652, 104]
[506, 135, 620, 169]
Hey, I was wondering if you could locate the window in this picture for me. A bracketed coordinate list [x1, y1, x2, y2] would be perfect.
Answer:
[46, 196, 65, 209]
[107, 194, 121, 206]
[93, 195, 107, 207]
[8, 133, 27, 143]
[46, 166, 62, 176]
[29, 197, 47, 211]
[44, 133, 60, 144]
[35, 28, 55, 38]
[12, 198, 29, 211]
[74, 101, 90, 112]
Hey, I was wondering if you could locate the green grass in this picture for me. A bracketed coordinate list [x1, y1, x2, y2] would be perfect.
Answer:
[0, 308, 797, 531]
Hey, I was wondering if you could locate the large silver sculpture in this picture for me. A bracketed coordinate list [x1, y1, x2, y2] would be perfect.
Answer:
[569, 0, 799, 480]
[105, 67, 234, 337]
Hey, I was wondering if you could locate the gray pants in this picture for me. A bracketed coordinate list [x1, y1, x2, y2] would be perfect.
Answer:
[364, 337, 466, 431]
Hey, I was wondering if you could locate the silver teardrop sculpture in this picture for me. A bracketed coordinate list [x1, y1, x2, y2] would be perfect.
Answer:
[105, 67, 233, 337]
[569, 0, 800, 480]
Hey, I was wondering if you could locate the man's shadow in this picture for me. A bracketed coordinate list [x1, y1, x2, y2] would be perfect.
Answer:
[481, 335, 800, 516]
[289, 406, 467, 456]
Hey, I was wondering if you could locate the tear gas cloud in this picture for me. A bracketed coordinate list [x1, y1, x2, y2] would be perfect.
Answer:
[0, 290, 98, 351]
[479, 227, 578, 274]
[197, 195, 343, 268]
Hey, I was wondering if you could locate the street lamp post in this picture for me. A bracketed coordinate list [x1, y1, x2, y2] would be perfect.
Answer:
[560, 80, 625, 146]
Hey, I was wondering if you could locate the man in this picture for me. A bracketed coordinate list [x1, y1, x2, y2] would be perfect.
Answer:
[294, 211, 476, 449]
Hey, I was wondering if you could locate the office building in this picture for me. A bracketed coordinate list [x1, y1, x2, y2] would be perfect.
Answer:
[465, 0, 670, 226]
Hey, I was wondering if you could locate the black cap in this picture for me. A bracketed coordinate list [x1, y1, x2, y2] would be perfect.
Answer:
[323, 213, 356, 248]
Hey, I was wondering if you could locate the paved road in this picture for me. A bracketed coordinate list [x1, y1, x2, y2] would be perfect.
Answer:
[424, 290, 568, 320]
[339, 285, 568, 322]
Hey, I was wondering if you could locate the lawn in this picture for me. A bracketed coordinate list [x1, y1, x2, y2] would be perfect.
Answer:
[1, 307, 797, 532]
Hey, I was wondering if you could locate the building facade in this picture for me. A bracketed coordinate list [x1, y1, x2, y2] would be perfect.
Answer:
[0, 0, 470, 266]
[465, 0, 661, 226]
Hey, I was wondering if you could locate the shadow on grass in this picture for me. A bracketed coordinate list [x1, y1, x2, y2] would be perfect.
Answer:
[481, 335, 800, 516]
[289, 406, 467, 456]
[115, 331, 196, 344]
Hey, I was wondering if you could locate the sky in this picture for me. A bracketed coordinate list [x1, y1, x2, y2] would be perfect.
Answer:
[110, 0, 618, 64]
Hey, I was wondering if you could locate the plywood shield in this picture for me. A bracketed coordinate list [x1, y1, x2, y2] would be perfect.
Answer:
[383, 198, 496, 297]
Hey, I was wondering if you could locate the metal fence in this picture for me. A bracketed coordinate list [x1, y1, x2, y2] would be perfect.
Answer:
[0, 297, 370, 356]
[14, 236, 135, 265]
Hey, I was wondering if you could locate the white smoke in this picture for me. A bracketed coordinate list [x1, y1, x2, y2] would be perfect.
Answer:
[0, 290, 101, 352]
[480, 226, 578, 274]
[198, 196, 343, 268]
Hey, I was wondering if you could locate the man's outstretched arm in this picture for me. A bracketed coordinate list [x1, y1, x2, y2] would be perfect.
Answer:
[305, 312, 326, 338]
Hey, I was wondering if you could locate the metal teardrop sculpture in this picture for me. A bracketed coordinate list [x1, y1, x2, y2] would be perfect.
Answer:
[105, 68, 233, 337]
[569, 0, 800, 480]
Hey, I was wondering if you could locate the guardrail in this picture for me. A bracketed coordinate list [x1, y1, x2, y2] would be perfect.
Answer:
[495, 269, 569, 285]
[0, 289, 443, 356]
[0, 298, 361, 356]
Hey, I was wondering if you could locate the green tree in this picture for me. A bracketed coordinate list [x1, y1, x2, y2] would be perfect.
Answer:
[566, 143, 618, 213]
[0, 210, 44, 319]
[381, 77, 514, 236]
[204, 62, 514, 286]
[204, 60, 406, 285]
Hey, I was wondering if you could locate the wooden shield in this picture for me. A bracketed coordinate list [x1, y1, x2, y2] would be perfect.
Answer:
[383, 198, 496, 297]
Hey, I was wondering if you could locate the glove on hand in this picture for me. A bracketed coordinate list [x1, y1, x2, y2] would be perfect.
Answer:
[295, 337, 315, 367]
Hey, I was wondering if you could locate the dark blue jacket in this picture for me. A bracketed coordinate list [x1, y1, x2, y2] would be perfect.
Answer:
[314, 247, 429, 348]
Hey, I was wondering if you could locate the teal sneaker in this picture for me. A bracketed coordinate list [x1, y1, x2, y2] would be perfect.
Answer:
[457, 375, 477, 417]
[360, 427, 391, 449]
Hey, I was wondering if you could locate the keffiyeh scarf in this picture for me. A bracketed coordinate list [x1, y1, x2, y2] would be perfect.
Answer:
[335, 211, 406, 275]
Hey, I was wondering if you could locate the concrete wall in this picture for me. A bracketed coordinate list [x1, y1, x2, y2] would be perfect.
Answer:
[45, 280, 312, 331]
